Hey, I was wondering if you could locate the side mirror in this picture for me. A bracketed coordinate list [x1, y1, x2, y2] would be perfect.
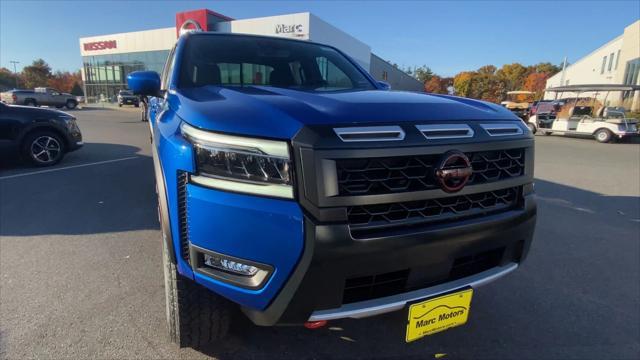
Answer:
[127, 71, 161, 97]
[377, 81, 391, 91]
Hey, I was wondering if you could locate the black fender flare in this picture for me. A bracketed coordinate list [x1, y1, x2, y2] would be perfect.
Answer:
[153, 142, 177, 264]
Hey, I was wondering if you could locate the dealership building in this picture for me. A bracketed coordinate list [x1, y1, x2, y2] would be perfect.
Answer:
[546, 20, 640, 110]
[78, 9, 423, 101]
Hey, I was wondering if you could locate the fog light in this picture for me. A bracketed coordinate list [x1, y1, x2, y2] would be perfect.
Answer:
[203, 253, 259, 276]
[191, 245, 274, 289]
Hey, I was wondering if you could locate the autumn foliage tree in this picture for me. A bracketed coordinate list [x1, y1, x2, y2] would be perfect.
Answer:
[0, 67, 20, 91]
[21, 59, 52, 89]
[424, 75, 451, 94]
[523, 72, 549, 98]
[48, 71, 82, 93]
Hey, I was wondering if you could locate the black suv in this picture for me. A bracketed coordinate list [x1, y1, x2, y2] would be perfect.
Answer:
[117, 90, 140, 107]
[0, 102, 83, 166]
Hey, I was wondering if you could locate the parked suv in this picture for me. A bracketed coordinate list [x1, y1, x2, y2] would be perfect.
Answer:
[0, 102, 83, 166]
[128, 32, 536, 349]
[117, 90, 140, 107]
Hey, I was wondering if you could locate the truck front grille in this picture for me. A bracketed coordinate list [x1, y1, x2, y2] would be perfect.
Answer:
[347, 187, 520, 237]
[336, 148, 525, 196]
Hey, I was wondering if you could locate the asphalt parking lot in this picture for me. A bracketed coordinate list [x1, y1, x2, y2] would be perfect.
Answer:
[1, 108, 639, 360]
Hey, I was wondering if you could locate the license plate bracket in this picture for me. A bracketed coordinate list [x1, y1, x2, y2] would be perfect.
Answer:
[405, 287, 473, 342]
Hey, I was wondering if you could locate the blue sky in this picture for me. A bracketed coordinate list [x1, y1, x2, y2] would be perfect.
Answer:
[1, 1, 638, 76]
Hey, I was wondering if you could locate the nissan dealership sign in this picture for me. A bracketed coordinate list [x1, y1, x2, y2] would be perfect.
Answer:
[83, 40, 117, 51]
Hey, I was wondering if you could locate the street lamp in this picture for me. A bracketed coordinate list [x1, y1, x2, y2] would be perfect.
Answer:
[9, 60, 19, 89]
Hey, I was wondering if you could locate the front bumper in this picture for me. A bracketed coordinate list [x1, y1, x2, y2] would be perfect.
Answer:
[242, 192, 536, 325]
[65, 128, 83, 151]
[616, 131, 639, 138]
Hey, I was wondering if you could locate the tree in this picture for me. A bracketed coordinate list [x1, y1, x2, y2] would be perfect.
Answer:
[477, 65, 497, 75]
[533, 62, 561, 76]
[473, 73, 506, 103]
[523, 72, 549, 98]
[496, 63, 528, 91]
[48, 70, 82, 93]
[0, 67, 19, 91]
[424, 75, 451, 94]
[453, 72, 475, 97]
[21, 59, 52, 89]
[414, 65, 434, 83]
[70, 82, 84, 96]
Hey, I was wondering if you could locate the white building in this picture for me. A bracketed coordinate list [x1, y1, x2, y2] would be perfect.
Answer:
[78, 9, 423, 102]
[547, 20, 640, 110]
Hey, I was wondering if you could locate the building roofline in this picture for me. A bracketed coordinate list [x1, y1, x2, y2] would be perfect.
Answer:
[370, 53, 423, 86]
[79, 27, 175, 41]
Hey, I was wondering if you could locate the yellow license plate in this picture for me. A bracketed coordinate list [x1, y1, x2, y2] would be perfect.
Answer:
[406, 288, 473, 342]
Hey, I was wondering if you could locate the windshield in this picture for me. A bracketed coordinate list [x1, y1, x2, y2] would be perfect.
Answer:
[178, 34, 375, 92]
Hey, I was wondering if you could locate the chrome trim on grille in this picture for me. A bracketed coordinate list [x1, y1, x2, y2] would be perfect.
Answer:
[334, 126, 405, 142]
[308, 262, 518, 321]
[416, 124, 474, 139]
[480, 123, 524, 136]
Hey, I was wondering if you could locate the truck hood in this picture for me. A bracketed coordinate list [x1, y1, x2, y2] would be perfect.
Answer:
[170, 86, 519, 139]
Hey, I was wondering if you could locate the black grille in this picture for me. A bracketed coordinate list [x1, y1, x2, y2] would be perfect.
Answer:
[449, 247, 505, 281]
[177, 171, 189, 262]
[336, 148, 524, 196]
[347, 187, 520, 233]
[342, 247, 504, 304]
[343, 269, 409, 304]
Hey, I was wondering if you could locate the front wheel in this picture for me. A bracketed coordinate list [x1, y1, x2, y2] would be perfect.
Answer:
[21, 131, 65, 166]
[594, 129, 613, 143]
[65, 100, 77, 110]
[161, 214, 231, 349]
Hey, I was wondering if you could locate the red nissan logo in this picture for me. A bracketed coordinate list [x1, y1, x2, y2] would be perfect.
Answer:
[435, 151, 473, 193]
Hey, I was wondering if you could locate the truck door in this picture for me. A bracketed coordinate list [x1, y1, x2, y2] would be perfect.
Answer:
[48, 89, 62, 106]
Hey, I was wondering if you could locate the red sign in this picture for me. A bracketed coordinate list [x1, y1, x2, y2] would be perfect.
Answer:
[175, 9, 234, 37]
[83, 40, 117, 51]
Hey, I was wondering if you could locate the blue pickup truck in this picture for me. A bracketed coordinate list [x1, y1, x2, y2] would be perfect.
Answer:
[128, 31, 536, 348]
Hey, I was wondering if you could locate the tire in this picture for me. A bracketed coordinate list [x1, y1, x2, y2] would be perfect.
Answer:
[55, 105, 64, 109]
[543, 131, 552, 136]
[24, 99, 37, 107]
[134, 103, 140, 108]
[65, 100, 77, 110]
[594, 129, 613, 143]
[526, 123, 536, 134]
[161, 213, 231, 349]
[118, 103, 122, 107]
[21, 130, 65, 166]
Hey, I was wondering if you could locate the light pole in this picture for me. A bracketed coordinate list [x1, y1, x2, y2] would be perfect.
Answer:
[9, 60, 20, 89]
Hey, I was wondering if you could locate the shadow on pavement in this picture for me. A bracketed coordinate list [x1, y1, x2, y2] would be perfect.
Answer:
[0, 142, 157, 236]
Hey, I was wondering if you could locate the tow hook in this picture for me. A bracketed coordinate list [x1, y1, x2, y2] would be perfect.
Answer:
[304, 320, 327, 329]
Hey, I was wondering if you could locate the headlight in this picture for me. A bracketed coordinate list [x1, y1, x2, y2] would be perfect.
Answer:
[57, 114, 78, 131]
[181, 122, 294, 199]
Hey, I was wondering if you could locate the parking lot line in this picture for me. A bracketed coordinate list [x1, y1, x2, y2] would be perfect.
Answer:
[0, 156, 142, 180]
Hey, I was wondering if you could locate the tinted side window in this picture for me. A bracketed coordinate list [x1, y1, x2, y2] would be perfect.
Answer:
[315, 56, 353, 89]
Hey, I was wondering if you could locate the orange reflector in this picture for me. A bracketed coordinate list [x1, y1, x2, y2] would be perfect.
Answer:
[304, 320, 327, 329]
